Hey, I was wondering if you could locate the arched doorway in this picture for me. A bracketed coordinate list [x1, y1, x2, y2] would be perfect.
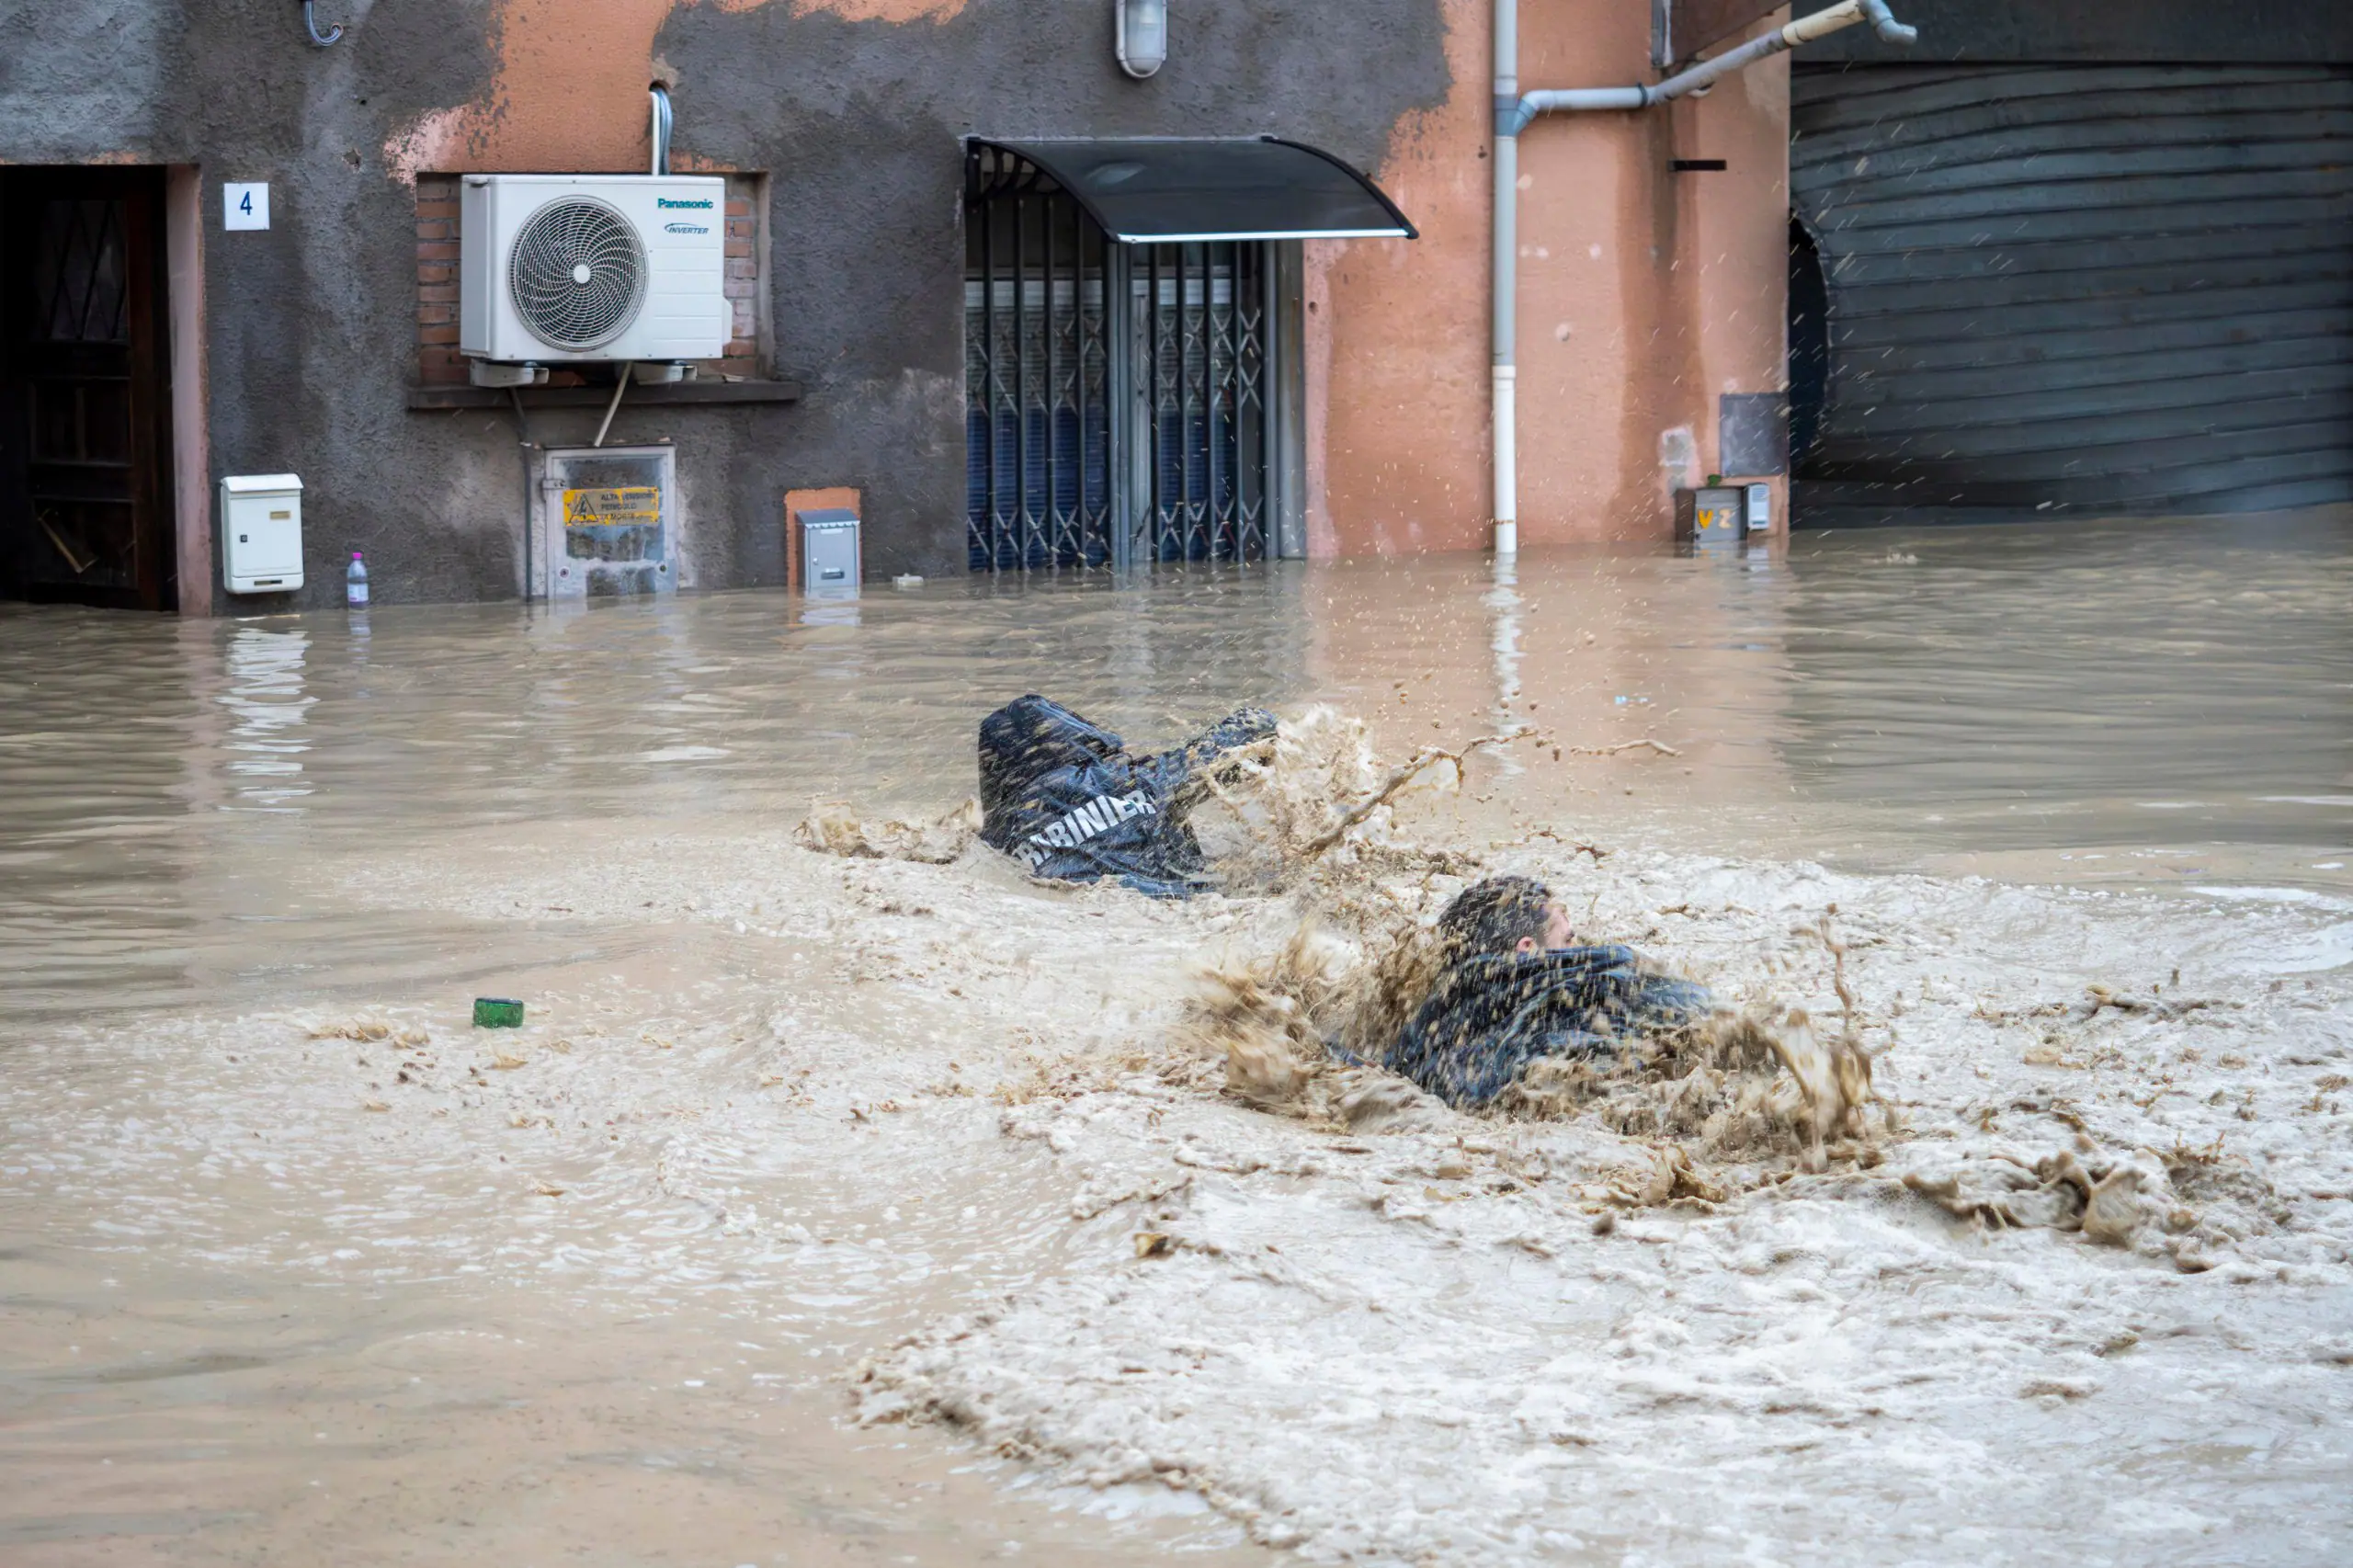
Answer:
[1785, 215, 1830, 480]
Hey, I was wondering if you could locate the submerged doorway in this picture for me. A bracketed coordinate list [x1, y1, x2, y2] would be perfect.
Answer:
[0, 167, 176, 611]
[1786, 218, 1829, 476]
[963, 150, 1287, 571]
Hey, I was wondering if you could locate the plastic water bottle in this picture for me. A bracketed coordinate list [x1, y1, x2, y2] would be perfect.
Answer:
[346, 551, 369, 608]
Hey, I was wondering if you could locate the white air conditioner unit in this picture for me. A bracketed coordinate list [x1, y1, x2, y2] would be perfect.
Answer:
[459, 174, 729, 372]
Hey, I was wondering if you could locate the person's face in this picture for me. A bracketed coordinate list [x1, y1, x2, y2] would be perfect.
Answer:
[1514, 899, 1574, 954]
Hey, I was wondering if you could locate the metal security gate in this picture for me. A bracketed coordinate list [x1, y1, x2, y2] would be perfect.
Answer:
[965, 176, 1114, 569]
[1790, 63, 2353, 524]
[965, 150, 1275, 569]
[1131, 243, 1270, 564]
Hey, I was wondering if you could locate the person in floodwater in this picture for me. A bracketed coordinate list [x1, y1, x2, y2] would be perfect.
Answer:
[977, 695, 1277, 898]
[1385, 875, 1715, 1108]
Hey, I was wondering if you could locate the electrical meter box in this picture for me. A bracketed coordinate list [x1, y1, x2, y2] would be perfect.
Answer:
[221, 473, 305, 594]
[1744, 482, 1773, 533]
[536, 446, 676, 599]
[1675, 485, 1745, 544]
[799, 507, 861, 599]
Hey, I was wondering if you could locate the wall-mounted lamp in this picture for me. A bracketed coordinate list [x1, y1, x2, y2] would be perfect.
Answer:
[1114, 0, 1166, 78]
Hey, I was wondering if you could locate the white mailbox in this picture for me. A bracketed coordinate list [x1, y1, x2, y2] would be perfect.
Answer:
[221, 474, 305, 594]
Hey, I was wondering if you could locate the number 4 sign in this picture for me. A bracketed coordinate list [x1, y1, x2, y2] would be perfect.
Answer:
[223, 183, 270, 231]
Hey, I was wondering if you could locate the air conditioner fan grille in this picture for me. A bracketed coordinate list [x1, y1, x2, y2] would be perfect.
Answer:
[507, 197, 645, 352]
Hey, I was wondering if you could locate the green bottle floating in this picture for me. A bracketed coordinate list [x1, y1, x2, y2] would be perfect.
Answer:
[473, 997, 526, 1028]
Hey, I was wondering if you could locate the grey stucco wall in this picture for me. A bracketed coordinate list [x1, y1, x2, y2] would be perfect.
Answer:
[0, 0, 1451, 608]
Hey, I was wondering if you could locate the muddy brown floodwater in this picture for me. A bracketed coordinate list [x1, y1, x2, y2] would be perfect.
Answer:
[3, 510, 2350, 1565]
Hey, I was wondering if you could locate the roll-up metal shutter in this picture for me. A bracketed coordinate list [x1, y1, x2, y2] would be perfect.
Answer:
[1790, 63, 2353, 525]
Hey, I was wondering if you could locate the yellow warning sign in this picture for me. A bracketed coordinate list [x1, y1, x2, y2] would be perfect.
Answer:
[563, 486, 661, 528]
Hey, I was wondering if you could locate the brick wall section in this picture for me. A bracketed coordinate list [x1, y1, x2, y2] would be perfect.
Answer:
[415, 175, 465, 384]
[723, 177, 759, 365]
[413, 173, 762, 385]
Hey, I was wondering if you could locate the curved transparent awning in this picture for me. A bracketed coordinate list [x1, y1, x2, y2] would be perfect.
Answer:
[968, 136, 1416, 244]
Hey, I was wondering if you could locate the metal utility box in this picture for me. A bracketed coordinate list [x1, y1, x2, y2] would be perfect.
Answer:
[536, 446, 677, 599]
[1674, 485, 1745, 544]
[1744, 482, 1773, 534]
[799, 507, 861, 599]
[221, 474, 305, 594]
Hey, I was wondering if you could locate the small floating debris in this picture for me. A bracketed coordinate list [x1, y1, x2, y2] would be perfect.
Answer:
[473, 997, 526, 1028]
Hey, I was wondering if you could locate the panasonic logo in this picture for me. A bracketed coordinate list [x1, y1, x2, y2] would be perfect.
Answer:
[664, 222, 710, 233]
[656, 198, 714, 209]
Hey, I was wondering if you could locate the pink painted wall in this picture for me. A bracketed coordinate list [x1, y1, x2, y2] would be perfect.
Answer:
[1318, 1, 1793, 553]
[382, 0, 968, 181]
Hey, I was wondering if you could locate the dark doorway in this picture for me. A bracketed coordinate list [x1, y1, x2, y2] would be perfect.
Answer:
[0, 167, 176, 611]
[1786, 216, 1829, 477]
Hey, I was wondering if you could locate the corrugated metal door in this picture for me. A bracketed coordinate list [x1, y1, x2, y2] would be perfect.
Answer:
[1790, 64, 2353, 524]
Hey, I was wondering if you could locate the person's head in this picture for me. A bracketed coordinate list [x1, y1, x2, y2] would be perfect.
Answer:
[1437, 876, 1574, 957]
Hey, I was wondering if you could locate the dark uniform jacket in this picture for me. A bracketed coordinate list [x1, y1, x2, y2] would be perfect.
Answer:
[1384, 945, 1714, 1108]
[977, 695, 1277, 898]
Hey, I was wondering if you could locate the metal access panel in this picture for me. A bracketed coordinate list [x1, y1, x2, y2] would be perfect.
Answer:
[799, 506, 860, 598]
[1718, 392, 1788, 478]
[1676, 486, 1746, 544]
[537, 446, 676, 599]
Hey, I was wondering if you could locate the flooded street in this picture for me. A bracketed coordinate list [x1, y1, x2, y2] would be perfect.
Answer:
[7, 510, 2347, 1024]
[5, 511, 2351, 1564]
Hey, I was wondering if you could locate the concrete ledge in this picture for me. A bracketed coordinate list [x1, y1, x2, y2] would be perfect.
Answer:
[405, 380, 804, 411]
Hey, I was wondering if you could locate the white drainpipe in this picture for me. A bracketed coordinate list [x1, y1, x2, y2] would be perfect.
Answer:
[1488, 0, 1915, 555]
[650, 83, 674, 176]
[1490, 0, 1521, 557]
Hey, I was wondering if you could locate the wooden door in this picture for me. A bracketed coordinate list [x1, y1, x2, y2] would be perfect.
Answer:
[0, 167, 176, 611]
